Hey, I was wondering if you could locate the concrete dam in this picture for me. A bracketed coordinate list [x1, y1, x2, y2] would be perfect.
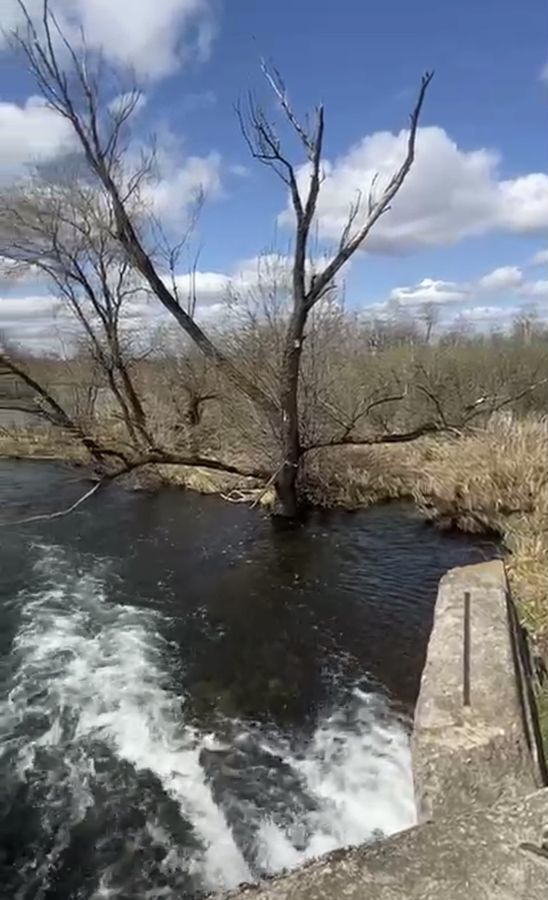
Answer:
[227, 560, 548, 900]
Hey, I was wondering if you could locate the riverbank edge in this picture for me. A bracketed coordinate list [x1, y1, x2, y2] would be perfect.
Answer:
[2, 415, 547, 744]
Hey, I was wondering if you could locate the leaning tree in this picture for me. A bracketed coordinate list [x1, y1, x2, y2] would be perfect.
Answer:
[8, 0, 432, 516]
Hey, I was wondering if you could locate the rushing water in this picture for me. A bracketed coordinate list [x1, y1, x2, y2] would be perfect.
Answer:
[0, 461, 499, 899]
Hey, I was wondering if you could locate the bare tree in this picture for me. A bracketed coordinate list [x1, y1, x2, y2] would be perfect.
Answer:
[418, 301, 440, 344]
[0, 172, 157, 449]
[236, 63, 433, 513]
[10, 1, 432, 516]
[10, 1, 276, 418]
[0, 335, 126, 464]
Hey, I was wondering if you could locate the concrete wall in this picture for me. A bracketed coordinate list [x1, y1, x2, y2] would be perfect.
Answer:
[225, 560, 548, 900]
[228, 789, 548, 900]
[412, 560, 546, 821]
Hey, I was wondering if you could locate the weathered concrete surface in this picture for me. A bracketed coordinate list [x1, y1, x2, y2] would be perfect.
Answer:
[225, 789, 548, 900]
[412, 559, 545, 822]
[225, 560, 548, 900]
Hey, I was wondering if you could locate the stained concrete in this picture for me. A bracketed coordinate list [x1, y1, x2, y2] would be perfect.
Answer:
[225, 789, 548, 900]
[412, 560, 544, 822]
[224, 560, 548, 900]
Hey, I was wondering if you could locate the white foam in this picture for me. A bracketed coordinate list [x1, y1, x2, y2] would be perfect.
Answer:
[3, 548, 251, 893]
[2, 545, 416, 896]
[253, 691, 416, 873]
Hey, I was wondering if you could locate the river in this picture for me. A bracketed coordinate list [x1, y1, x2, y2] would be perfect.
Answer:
[0, 461, 499, 899]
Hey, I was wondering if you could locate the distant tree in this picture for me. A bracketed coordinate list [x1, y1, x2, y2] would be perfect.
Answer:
[418, 302, 440, 344]
[512, 305, 542, 344]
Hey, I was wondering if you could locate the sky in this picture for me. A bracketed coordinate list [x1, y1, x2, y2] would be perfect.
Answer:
[0, 0, 547, 351]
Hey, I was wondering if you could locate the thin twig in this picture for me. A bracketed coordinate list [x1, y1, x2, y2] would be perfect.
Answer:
[250, 458, 287, 509]
[3, 480, 102, 526]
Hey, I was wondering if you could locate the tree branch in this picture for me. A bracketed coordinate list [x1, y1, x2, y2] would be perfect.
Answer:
[2, 480, 102, 526]
[12, 1, 277, 422]
[306, 71, 434, 308]
[303, 421, 447, 453]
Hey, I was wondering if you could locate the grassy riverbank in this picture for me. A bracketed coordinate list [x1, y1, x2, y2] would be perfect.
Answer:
[2, 413, 547, 736]
[2, 415, 547, 642]
[307, 414, 548, 744]
[308, 415, 548, 643]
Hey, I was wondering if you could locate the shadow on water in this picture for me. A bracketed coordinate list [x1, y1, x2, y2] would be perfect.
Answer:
[0, 461, 501, 899]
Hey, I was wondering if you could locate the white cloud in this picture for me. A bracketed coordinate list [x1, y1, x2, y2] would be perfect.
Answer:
[0, 96, 74, 179]
[228, 163, 251, 178]
[0, 94, 222, 220]
[531, 248, 548, 266]
[170, 254, 295, 309]
[377, 259, 548, 316]
[389, 278, 468, 306]
[180, 90, 217, 114]
[2, 0, 217, 80]
[478, 266, 523, 292]
[143, 151, 222, 222]
[498, 174, 548, 233]
[457, 305, 520, 325]
[0, 255, 293, 352]
[108, 91, 147, 117]
[0, 293, 69, 353]
[281, 126, 548, 253]
[541, 58, 548, 85]
[0, 295, 60, 322]
[521, 279, 548, 299]
[172, 271, 231, 306]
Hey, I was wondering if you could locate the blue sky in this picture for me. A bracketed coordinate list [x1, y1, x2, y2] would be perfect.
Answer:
[0, 0, 547, 349]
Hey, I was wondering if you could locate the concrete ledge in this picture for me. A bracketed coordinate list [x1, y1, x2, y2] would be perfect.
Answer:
[225, 561, 548, 899]
[226, 789, 548, 900]
[412, 560, 544, 821]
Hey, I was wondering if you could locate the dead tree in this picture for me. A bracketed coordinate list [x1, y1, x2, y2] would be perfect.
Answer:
[0, 175, 155, 449]
[10, 1, 276, 421]
[236, 64, 433, 514]
[11, 1, 432, 516]
[419, 302, 440, 344]
[0, 339, 127, 465]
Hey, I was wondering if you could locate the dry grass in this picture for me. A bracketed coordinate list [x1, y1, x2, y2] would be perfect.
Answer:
[410, 415, 548, 646]
[307, 414, 548, 649]
[0, 426, 87, 462]
[3, 415, 547, 646]
[307, 415, 548, 744]
[3, 411, 548, 740]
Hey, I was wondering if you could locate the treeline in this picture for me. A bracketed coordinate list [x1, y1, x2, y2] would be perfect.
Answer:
[2, 309, 547, 489]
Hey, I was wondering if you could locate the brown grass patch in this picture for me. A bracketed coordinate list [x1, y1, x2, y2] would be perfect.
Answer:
[307, 415, 548, 651]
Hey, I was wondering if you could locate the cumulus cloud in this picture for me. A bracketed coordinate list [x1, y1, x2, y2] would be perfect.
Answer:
[0, 254, 295, 352]
[143, 152, 223, 222]
[107, 91, 148, 117]
[0, 94, 223, 222]
[371, 254, 548, 336]
[531, 248, 548, 266]
[456, 305, 521, 326]
[1, 0, 217, 80]
[477, 266, 524, 292]
[280, 126, 548, 253]
[378, 256, 548, 313]
[0, 294, 71, 353]
[389, 278, 468, 306]
[0, 96, 74, 180]
[521, 279, 548, 299]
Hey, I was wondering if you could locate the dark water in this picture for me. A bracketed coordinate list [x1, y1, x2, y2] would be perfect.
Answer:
[0, 461, 499, 899]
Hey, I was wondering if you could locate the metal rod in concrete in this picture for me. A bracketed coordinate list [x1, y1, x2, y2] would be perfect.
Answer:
[463, 590, 471, 707]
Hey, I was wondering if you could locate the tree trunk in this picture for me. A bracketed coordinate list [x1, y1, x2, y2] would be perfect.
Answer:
[274, 310, 306, 518]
